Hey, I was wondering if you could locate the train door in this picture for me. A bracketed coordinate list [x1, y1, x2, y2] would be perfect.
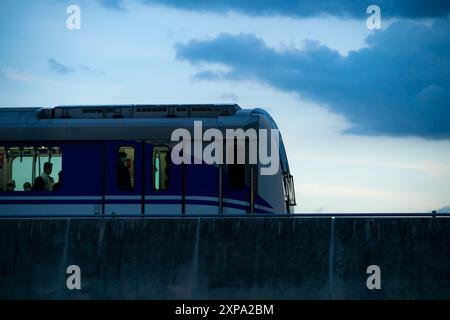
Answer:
[222, 138, 254, 214]
[184, 144, 220, 215]
[105, 141, 143, 216]
[144, 142, 182, 215]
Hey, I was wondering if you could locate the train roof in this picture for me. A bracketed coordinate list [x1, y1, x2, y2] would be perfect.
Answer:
[0, 104, 269, 140]
[0, 104, 241, 121]
[0, 104, 290, 172]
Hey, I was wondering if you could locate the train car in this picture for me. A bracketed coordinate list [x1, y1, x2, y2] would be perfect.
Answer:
[0, 104, 296, 216]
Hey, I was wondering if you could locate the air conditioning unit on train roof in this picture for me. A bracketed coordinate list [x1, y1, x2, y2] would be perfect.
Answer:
[51, 105, 134, 119]
[49, 104, 241, 119]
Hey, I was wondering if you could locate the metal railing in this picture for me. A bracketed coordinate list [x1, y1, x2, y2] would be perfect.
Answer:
[0, 212, 448, 219]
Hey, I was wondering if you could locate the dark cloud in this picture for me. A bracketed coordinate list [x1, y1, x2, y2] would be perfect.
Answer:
[194, 70, 221, 80]
[99, 0, 126, 10]
[48, 58, 74, 75]
[101, 0, 450, 18]
[175, 19, 450, 139]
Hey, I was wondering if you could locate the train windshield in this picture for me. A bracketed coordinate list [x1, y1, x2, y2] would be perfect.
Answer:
[252, 108, 290, 173]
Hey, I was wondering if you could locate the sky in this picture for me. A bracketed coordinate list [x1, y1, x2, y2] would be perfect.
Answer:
[0, 0, 449, 213]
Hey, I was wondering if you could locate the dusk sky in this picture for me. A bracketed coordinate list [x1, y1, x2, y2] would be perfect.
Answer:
[1, 0, 449, 213]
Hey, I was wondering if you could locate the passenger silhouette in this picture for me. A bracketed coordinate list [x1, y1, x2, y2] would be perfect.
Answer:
[40, 162, 54, 191]
[53, 171, 62, 191]
[6, 179, 16, 192]
[32, 176, 46, 191]
[117, 152, 132, 190]
[23, 182, 32, 192]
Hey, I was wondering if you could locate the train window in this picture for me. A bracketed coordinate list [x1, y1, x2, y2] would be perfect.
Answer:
[0, 146, 62, 192]
[117, 146, 135, 191]
[153, 146, 169, 191]
[228, 140, 245, 191]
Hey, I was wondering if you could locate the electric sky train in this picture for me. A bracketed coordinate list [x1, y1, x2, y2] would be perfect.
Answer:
[0, 104, 296, 216]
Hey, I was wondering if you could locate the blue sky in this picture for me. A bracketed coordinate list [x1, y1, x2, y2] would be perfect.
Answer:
[1, 0, 449, 212]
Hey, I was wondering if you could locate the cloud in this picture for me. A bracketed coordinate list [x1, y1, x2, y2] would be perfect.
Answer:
[314, 206, 325, 213]
[193, 70, 220, 80]
[220, 93, 238, 101]
[175, 19, 450, 139]
[48, 58, 74, 75]
[0, 67, 64, 85]
[105, 0, 450, 18]
[47, 60, 105, 76]
[98, 0, 126, 10]
[436, 205, 450, 213]
[80, 65, 106, 75]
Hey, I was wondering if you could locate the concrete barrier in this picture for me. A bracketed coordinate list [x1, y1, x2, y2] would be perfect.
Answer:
[0, 217, 449, 299]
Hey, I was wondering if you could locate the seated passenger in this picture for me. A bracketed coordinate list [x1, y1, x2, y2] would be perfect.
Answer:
[32, 176, 46, 191]
[53, 171, 62, 191]
[40, 162, 55, 191]
[6, 179, 16, 192]
[117, 152, 132, 190]
[23, 182, 32, 192]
